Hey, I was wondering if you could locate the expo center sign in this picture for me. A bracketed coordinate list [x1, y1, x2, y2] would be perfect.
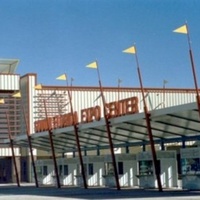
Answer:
[35, 96, 138, 132]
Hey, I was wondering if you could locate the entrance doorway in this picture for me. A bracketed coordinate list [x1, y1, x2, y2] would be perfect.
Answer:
[0, 157, 12, 183]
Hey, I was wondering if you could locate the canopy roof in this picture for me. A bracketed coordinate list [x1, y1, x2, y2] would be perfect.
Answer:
[6, 102, 200, 153]
[0, 59, 19, 74]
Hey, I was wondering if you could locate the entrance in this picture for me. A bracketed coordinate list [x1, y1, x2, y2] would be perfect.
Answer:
[0, 157, 12, 183]
[21, 157, 28, 182]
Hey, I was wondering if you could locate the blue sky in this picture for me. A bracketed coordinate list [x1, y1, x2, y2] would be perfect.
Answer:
[0, 0, 200, 88]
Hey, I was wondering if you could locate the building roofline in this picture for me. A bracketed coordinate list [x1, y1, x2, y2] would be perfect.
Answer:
[40, 85, 198, 93]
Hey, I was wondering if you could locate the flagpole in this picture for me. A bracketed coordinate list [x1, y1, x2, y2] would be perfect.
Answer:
[64, 73, 88, 189]
[22, 105, 39, 187]
[117, 79, 121, 115]
[185, 23, 200, 118]
[118, 79, 122, 102]
[43, 99, 61, 188]
[95, 61, 121, 190]
[34, 84, 61, 188]
[6, 111, 20, 187]
[134, 47, 163, 192]
[12, 92, 38, 187]
[163, 80, 167, 108]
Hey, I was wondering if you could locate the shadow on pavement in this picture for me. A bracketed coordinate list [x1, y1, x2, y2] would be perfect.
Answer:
[0, 184, 200, 199]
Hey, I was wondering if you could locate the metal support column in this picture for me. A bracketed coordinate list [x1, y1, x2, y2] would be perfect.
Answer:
[160, 141, 165, 151]
[6, 112, 20, 187]
[182, 138, 186, 148]
[56, 73, 87, 188]
[86, 61, 120, 190]
[43, 99, 61, 188]
[142, 143, 146, 152]
[67, 83, 88, 189]
[96, 145, 100, 156]
[123, 45, 162, 191]
[73, 150, 76, 158]
[137, 66, 163, 192]
[84, 148, 87, 156]
[125, 142, 129, 154]
[97, 71, 121, 190]
[187, 31, 200, 118]
[22, 106, 39, 187]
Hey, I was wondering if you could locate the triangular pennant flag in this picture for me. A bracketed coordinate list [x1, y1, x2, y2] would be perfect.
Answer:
[56, 74, 67, 80]
[173, 24, 188, 34]
[163, 80, 168, 84]
[118, 78, 122, 84]
[13, 92, 21, 98]
[86, 61, 97, 69]
[123, 46, 136, 54]
[0, 99, 4, 104]
[34, 84, 42, 90]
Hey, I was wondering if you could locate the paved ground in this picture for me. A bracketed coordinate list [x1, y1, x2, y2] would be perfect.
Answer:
[0, 183, 200, 200]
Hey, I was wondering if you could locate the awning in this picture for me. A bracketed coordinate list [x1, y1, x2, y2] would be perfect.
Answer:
[5, 102, 200, 153]
[0, 59, 19, 73]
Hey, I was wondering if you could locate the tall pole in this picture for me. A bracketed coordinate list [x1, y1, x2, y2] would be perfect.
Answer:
[6, 111, 20, 187]
[163, 80, 168, 108]
[123, 46, 162, 192]
[118, 78, 121, 102]
[135, 49, 162, 192]
[66, 75, 88, 189]
[135, 48, 162, 192]
[185, 23, 200, 118]
[22, 106, 39, 187]
[173, 23, 200, 118]
[96, 62, 121, 190]
[56, 74, 87, 189]
[43, 99, 61, 188]
[117, 79, 121, 115]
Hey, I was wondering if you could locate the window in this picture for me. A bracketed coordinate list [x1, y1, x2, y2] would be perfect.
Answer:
[88, 163, 94, 175]
[59, 165, 62, 176]
[139, 160, 153, 175]
[36, 166, 42, 175]
[118, 162, 124, 175]
[64, 165, 68, 176]
[156, 160, 161, 175]
[105, 162, 114, 175]
[43, 166, 48, 175]
[177, 154, 181, 175]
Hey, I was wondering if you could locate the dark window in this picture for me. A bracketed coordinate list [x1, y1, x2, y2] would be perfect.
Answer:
[177, 154, 181, 175]
[64, 165, 68, 176]
[156, 160, 161, 175]
[59, 165, 62, 175]
[118, 162, 123, 175]
[88, 163, 94, 175]
[43, 166, 48, 175]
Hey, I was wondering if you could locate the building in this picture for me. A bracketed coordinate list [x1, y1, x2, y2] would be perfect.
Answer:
[1, 59, 200, 189]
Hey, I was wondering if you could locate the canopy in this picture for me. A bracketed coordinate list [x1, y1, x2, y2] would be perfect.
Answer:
[0, 59, 19, 74]
[6, 102, 200, 153]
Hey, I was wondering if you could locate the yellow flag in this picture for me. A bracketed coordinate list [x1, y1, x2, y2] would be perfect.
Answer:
[86, 61, 97, 69]
[0, 99, 4, 104]
[56, 74, 67, 80]
[34, 84, 42, 90]
[173, 24, 188, 34]
[123, 46, 136, 54]
[13, 92, 21, 98]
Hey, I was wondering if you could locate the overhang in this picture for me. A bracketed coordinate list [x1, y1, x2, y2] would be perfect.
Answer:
[5, 102, 200, 153]
[0, 59, 19, 74]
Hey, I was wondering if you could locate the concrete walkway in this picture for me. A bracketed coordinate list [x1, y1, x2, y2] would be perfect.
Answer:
[0, 184, 200, 200]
